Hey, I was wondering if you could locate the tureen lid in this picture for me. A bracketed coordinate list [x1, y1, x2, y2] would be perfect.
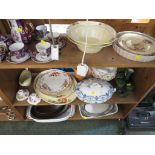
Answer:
[76, 78, 115, 97]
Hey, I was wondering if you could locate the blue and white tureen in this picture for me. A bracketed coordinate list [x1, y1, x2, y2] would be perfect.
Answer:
[75, 78, 116, 104]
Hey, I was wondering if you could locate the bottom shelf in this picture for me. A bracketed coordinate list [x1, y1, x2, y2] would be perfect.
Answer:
[16, 104, 127, 121]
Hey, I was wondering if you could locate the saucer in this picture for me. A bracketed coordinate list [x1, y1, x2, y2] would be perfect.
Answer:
[7, 52, 30, 64]
[30, 50, 52, 63]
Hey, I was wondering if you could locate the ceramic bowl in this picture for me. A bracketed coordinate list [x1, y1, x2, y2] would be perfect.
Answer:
[16, 89, 29, 101]
[66, 21, 116, 53]
[26, 105, 75, 123]
[75, 78, 116, 104]
[91, 67, 117, 81]
[0, 42, 7, 62]
[19, 69, 32, 87]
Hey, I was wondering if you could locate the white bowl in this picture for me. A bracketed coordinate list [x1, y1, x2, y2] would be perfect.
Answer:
[91, 67, 117, 81]
[67, 21, 116, 53]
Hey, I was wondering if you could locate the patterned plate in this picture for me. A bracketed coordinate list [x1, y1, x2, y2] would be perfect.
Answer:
[34, 74, 77, 105]
[35, 69, 72, 96]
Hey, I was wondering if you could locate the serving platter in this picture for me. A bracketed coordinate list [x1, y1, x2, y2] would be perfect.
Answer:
[117, 31, 155, 56]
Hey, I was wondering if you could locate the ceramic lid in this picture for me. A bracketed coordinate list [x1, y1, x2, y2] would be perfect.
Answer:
[76, 78, 114, 97]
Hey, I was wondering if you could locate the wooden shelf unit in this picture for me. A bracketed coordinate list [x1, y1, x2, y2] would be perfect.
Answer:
[1, 19, 155, 121]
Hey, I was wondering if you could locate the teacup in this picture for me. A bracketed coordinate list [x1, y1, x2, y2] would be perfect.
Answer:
[47, 32, 60, 44]
[36, 42, 51, 57]
[9, 42, 25, 59]
[27, 93, 41, 105]
[16, 89, 29, 101]
[0, 42, 7, 62]
[36, 25, 47, 39]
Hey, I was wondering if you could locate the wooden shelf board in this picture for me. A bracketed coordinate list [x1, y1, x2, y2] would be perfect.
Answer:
[13, 91, 138, 106]
[0, 41, 155, 69]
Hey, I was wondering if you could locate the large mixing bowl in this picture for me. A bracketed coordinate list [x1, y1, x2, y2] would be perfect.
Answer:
[66, 21, 116, 53]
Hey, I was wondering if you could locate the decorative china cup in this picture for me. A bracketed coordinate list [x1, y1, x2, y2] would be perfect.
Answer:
[9, 42, 26, 59]
[27, 93, 41, 105]
[76, 78, 116, 104]
[36, 25, 47, 39]
[36, 42, 51, 58]
[0, 42, 7, 62]
[16, 89, 29, 101]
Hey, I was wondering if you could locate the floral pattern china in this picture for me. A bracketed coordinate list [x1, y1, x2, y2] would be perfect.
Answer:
[36, 69, 72, 96]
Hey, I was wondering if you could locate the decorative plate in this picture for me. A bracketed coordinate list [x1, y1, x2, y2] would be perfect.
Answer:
[34, 74, 77, 105]
[117, 31, 155, 56]
[35, 69, 72, 96]
[76, 78, 116, 104]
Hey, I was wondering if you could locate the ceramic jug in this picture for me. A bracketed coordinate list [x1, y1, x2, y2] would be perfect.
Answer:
[9, 19, 22, 43]
[8, 19, 34, 44]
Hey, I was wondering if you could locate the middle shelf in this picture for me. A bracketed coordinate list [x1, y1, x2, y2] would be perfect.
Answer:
[13, 92, 138, 106]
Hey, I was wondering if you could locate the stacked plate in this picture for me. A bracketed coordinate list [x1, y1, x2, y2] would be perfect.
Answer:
[26, 105, 75, 123]
[34, 69, 77, 105]
[113, 31, 155, 62]
[79, 103, 118, 119]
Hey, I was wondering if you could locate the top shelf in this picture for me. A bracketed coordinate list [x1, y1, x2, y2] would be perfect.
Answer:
[0, 41, 155, 69]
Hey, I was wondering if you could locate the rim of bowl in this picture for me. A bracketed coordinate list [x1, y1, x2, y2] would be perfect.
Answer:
[66, 21, 117, 46]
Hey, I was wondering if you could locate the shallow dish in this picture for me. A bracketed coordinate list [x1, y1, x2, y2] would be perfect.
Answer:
[113, 41, 155, 62]
[26, 105, 75, 123]
[117, 31, 155, 56]
[79, 104, 118, 119]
